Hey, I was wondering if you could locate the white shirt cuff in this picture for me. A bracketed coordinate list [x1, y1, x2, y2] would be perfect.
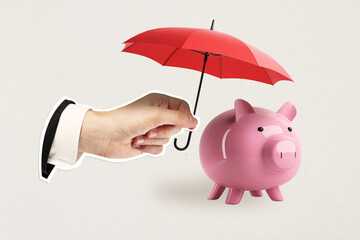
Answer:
[48, 104, 90, 168]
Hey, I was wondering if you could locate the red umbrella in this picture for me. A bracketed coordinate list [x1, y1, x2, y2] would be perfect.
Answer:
[122, 20, 293, 151]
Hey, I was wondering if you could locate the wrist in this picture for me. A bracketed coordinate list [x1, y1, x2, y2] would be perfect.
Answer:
[78, 110, 112, 156]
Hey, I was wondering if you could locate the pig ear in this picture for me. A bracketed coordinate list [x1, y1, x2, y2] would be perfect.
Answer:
[277, 101, 297, 121]
[235, 99, 255, 122]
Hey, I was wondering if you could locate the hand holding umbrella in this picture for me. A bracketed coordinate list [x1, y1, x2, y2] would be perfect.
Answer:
[78, 93, 198, 159]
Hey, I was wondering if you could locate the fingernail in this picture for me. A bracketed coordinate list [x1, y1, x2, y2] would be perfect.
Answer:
[137, 137, 145, 144]
[149, 130, 157, 138]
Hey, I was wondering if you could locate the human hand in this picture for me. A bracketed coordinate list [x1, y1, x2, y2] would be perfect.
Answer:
[78, 93, 198, 158]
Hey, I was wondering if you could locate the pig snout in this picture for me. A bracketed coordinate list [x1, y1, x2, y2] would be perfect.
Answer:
[263, 139, 298, 171]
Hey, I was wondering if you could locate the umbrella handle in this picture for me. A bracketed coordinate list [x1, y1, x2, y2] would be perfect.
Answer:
[174, 131, 193, 151]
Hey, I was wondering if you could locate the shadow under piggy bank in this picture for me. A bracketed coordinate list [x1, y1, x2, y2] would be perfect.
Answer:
[155, 177, 276, 208]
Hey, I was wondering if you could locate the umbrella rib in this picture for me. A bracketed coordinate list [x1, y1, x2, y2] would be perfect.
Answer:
[261, 67, 274, 85]
[190, 49, 230, 58]
[162, 48, 179, 66]
[191, 49, 206, 55]
[191, 49, 227, 57]
[208, 53, 225, 57]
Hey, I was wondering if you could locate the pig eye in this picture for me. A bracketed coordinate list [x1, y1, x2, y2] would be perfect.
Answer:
[257, 127, 264, 132]
[288, 127, 292, 132]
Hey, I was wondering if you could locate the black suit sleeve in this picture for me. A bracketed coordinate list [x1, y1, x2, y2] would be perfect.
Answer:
[41, 99, 75, 179]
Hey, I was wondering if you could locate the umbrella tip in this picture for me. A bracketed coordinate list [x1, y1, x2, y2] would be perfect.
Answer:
[210, 19, 215, 30]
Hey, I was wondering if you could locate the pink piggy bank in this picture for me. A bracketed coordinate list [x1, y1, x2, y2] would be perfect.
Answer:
[199, 99, 302, 205]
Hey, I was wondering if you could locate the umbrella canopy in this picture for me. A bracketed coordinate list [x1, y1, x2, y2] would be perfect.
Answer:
[122, 20, 293, 150]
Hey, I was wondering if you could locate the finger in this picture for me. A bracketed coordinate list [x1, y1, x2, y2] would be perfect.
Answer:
[141, 137, 170, 146]
[133, 135, 170, 146]
[132, 136, 145, 147]
[188, 116, 199, 130]
[136, 145, 164, 155]
[143, 93, 192, 113]
[163, 96, 198, 128]
[152, 108, 198, 129]
[146, 125, 181, 138]
[166, 96, 192, 112]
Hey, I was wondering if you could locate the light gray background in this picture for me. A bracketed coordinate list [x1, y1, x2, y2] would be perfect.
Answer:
[1, 0, 359, 239]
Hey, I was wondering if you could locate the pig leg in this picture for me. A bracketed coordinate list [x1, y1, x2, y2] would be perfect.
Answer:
[225, 188, 244, 205]
[208, 183, 225, 200]
[266, 186, 284, 201]
[250, 190, 263, 197]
